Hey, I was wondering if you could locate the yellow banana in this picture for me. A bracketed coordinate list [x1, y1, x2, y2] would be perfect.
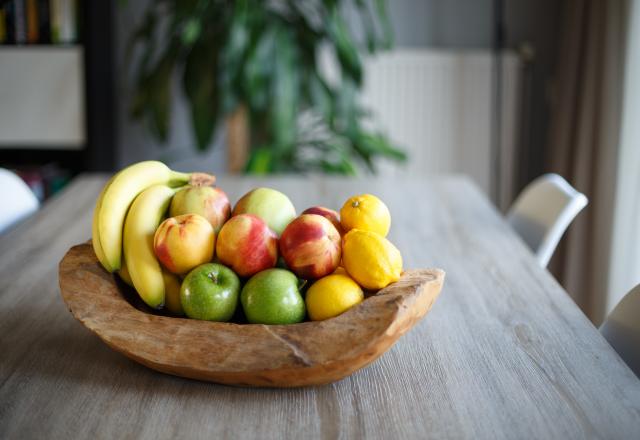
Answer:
[92, 173, 118, 272]
[120, 256, 182, 315]
[123, 184, 177, 309]
[118, 256, 134, 287]
[162, 269, 184, 315]
[94, 161, 191, 272]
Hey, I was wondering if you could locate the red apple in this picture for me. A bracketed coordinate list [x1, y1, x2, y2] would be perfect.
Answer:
[170, 186, 231, 233]
[279, 214, 341, 279]
[215, 214, 278, 277]
[301, 206, 343, 235]
[154, 214, 215, 275]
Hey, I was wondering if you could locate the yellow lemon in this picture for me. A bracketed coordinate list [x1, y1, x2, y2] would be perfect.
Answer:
[342, 229, 402, 290]
[306, 274, 364, 321]
[340, 194, 391, 236]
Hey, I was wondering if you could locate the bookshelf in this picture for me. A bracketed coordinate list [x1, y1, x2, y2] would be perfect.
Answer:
[0, 0, 116, 199]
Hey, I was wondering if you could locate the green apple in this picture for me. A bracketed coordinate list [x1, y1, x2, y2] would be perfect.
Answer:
[241, 269, 306, 325]
[232, 188, 296, 235]
[181, 263, 240, 321]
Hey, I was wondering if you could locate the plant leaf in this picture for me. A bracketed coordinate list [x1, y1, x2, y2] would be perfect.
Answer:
[181, 18, 202, 46]
[374, 0, 393, 49]
[128, 0, 401, 175]
[243, 26, 276, 111]
[245, 147, 273, 174]
[222, 0, 251, 79]
[270, 26, 299, 152]
[308, 72, 335, 122]
[183, 36, 220, 150]
[147, 47, 177, 142]
[327, 5, 362, 85]
[354, 0, 378, 52]
[357, 132, 406, 161]
[125, 6, 157, 68]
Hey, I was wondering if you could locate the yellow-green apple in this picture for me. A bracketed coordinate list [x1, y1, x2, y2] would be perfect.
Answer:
[170, 186, 230, 233]
[154, 214, 215, 275]
[279, 214, 341, 279]
[232, 187, 296, 235]
[215, 214, 278, 277]
[241, 269, 305, 324]
[301, 206, 343, 235]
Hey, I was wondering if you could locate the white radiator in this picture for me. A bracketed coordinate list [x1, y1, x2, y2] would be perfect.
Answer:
[360, 49, 522, 199]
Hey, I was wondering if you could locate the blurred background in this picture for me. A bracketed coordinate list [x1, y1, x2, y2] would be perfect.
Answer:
[0, 0, 638, 325]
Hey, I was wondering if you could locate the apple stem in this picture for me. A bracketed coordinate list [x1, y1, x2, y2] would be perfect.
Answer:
[208, 273, 218, 283]
[352, 200, 360, 208]
[189, 172, 217, 187]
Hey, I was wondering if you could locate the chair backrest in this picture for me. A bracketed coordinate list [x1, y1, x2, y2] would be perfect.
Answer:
[0, 168, 40, 233]
[600, 284, 640, 377]
[506, 174, 588, 267]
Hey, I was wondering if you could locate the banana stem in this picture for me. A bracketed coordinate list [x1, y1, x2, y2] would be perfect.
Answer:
[168, 171, 191, 186]
[167, 171, 216, 188]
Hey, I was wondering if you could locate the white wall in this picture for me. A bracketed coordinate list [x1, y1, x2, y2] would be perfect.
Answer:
[360, 50, 521, 197]
[607, 0, 640, 311]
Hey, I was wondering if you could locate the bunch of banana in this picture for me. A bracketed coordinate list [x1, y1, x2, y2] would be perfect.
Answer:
[92, 160, 214, 309]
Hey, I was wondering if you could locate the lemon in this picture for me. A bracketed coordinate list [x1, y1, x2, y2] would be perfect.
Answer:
[306, 274, 364, 321]
[340, 194, 391, 236]
[342, 229, 402, 290]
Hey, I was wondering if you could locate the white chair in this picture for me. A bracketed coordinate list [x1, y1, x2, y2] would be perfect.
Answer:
[506, 174, 588, 267]
[0, 168, 40, 233]
[600, 284, 640, 376]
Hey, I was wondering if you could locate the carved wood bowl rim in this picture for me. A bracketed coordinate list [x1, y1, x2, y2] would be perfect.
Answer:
[59, 242, 445, 387]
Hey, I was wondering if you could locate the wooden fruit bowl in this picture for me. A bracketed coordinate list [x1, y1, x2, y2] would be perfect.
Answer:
[59, 242, 445, 387]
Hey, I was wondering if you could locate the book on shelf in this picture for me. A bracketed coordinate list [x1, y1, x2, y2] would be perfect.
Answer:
[4, 0, 27, 44]
[26, 0, 37, 43]
[50, 0, 75, 44]
[0, 6, 6, 44]
[0, 0, 78, 45]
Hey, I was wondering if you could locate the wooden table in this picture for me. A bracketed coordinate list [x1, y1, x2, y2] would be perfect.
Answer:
[1, 175, 639, 439]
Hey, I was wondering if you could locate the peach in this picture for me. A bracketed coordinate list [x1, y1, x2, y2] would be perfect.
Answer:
[154, 214, 215, 275]
[215, 214, 278, 277]
[170, 186, 231, 233]
[279, 214, 341, 279]
[301, 206, 343, 235]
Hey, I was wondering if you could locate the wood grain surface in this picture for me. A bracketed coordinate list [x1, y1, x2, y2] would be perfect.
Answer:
[59, 243, 444, 387]
[1, 174, 639, 439]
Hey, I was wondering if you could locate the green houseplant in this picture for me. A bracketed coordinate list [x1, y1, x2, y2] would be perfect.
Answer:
[129, 0, 405, 174]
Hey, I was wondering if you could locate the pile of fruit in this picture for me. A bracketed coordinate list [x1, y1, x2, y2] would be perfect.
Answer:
[92, 161, 403, 325]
